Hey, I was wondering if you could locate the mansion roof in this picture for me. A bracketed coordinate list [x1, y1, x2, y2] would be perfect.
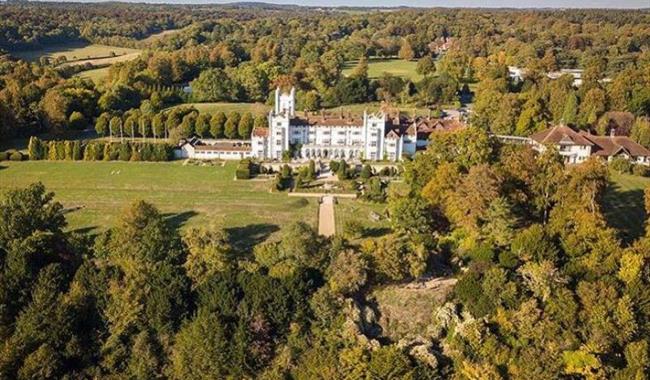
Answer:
[180, 137, 252, 152]
[386, 116, 465, 139]
[529, 124, 650, 158]
[274, 110, 467, 139]
[579, 132, 650, 158]
[252, 127, 268, 137]
[530, 124, 594, 146]
[289, 115, 365, 127]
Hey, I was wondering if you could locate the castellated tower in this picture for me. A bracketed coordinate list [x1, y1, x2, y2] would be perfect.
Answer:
[274, 87, 295, 117]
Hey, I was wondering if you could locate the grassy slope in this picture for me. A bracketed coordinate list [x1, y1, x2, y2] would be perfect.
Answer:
[75, 67, 111, 83]
[603, 172, 650, 243]
[342, 57, 421, 82]
[139, 28, 183, 44]
[0, 161, 318, 240]
[12, 43, 140, 63]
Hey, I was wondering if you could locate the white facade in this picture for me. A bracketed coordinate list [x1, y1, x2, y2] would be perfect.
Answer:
[257, 87, 418, 162]
[176, 138, 253, 160]
[531, 140, 591, 164]
[178, 88, 463, 162]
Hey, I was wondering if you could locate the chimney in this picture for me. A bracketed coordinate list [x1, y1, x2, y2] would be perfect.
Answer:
[320, 109, 325, 121]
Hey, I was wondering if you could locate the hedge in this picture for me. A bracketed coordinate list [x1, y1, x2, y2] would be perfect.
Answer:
[27, 137, 174, 162]
[632, 164, 650, 177]
[9, 151, 24, 161]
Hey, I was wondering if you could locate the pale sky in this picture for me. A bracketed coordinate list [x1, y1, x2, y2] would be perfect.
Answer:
[36, 0, 650, 8]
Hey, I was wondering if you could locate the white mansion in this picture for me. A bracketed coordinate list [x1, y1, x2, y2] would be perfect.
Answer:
[178, 87, 464, 161]
[498, 124, 650, 165]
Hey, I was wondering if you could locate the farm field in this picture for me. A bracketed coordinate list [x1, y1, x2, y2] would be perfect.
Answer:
[342, 57, 421, 81]
[75, 66, 111, 83]
[603, 172, 650, 243]
[0, 161, 319, 245]
[11, 43, 140, 63]
[59, 52, 141, 68]
[139, 28, 183, 44]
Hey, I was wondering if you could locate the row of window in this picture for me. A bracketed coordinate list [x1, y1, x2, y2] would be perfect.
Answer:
[198, 151, 246, 156]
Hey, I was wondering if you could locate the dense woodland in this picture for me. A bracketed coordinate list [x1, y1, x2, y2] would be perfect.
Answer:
[2, 129, 650, 378]
[2, 4, 650, 379]
[1, 4, 650, 143]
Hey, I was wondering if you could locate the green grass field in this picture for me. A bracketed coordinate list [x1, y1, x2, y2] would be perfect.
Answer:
[335, 198, 390, 238]
[0, 160, 391, 250]
[603, 172, 650, 243]
[342, 57, 421, 81]
[12, 43, 140, 63]
[139, 28, 183, 44]
[75, 66, 111, 83]
[0, 161, 318, 246]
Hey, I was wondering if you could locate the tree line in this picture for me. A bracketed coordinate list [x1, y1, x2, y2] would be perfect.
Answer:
[2, 127, 650, 378]
[27, 137, 174, 162]
[2, 5, 650, 144]
[95, 107, 268, 141]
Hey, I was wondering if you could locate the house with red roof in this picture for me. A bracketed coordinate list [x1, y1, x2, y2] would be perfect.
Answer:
[529, 124, 650, 165]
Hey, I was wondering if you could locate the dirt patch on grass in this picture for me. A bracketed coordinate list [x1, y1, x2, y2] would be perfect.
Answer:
[369, 277, 456, 341]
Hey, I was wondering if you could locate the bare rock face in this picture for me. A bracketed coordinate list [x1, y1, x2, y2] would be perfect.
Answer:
[342, 298, 381, 349]
[409, 344, 439, 370]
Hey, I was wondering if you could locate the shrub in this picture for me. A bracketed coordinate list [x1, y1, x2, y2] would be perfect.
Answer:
[363, 177, 385, 202]
[118, 143, 131, 161]
[0, 152, 8, 161]
[72, 141, 82, 160]
[235, 167, 251, 179]
[9, 151, 24, 161]
[342, 220, 364, 239]
[470, 244, 495, 263]
[28, 137, 45, 160]
[498, 250, 519, 269]
[632, 164, 650, 177]
[360, 164, 373, 179]
[609, 156, 632, 174]
[236, 159, 252, 179]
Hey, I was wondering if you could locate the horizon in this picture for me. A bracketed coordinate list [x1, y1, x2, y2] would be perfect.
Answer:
[9, 0, 649, 9]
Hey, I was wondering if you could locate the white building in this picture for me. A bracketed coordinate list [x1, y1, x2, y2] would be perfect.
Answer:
[252, 87, 463, 162]
[178, 87, 465, 161]
[528, 124, 650, 165]
[176, 137, 254, 160]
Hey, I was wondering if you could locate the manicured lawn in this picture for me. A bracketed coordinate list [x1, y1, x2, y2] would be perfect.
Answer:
[12, 43, 140, 63]
[342, 57, 421, 81]
[0, 161, 318, 246]
[335, 198, 390, 238]
[603, 172, 650, 243]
